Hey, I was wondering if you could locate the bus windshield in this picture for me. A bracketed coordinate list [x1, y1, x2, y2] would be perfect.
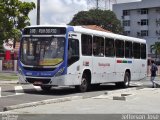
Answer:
[20, 37, 65, 66]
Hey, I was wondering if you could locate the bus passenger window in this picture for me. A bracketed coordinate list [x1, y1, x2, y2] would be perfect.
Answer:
[81, 34, 92, 56]
[115, 40, 124, 58]
[68, 39, 79, 66]
[141, 44, 146, 59]
[105, 38, 115, 57]
[93, 36, 104, 57]
[125, 41, 132, 58]
[133, 42, 140, 59]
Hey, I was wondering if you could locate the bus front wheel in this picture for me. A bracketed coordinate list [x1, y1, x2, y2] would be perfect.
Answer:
[40, 85, 52, 91]
[75, 73, 90, 92]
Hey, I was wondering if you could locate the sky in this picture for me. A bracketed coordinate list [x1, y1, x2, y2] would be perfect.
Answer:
[21, 0, 141, 25]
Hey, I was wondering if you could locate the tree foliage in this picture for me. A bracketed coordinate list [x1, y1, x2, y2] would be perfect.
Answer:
[151, 42, 160, 58]
[68, 9, 123, 34]
[0, 0, 35, 47]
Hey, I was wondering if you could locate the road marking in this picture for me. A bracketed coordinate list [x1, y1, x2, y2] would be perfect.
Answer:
[33, 86, 41, 92]
[15, 86, 24, 95]
[1, 94, 18, 98]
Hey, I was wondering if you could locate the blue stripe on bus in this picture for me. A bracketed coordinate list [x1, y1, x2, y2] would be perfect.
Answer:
[127, 61, 132, 64]
[63, 26, 74, 74]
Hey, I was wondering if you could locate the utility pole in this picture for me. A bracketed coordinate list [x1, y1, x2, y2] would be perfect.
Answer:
[37, 0, 40, 25]
[96, 0, 98, 9]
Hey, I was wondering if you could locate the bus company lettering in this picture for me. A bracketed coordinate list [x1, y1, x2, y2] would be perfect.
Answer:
[98, 63, 110, 67]
[83, 61, 89, 66]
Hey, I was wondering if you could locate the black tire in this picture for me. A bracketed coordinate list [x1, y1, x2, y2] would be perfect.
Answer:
[115, 72, 130, 88]
[115, 82, 123, 88]
[123, 72, 130, 88]
[75, 73, 90, 92]
[40, 85, 52, 91]
[91, 84, 100, 89]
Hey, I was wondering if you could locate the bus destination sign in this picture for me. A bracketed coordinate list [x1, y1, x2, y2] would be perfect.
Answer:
[23, 27, 66, 35]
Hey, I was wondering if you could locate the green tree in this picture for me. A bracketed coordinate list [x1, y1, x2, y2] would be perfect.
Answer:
[151, 42, 160, 60]
[0, 0, 35, 48]
[68, 9, 123, 34]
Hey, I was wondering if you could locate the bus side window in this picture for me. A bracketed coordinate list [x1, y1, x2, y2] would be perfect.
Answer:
[133, 42, 140, 59]
[68, 39, 79, 66]
[93, 36, 104, 57]
[68, 43, 72, 59]
[125, 41, 132, 58]
[105, 38, 115, 57]
[141, 44, 146, 59]
[115, 39, 124, 58]
[81, 34, 92, 56]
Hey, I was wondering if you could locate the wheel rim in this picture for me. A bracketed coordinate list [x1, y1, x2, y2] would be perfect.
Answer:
[125, 74, 129, 87]
[80, 78, 88, 92]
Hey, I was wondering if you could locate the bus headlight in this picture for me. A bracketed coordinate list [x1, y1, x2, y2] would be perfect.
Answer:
[55, 68, 64, 77]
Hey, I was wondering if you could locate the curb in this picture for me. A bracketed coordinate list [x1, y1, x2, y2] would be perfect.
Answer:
[104, 87, 138, 95]
[93, 87, 142, 100]
[3, 96, 83, 111]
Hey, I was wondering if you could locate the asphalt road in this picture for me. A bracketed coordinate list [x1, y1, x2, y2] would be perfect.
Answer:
[0, 83, 131, 112]
[0, 77, 159, 120]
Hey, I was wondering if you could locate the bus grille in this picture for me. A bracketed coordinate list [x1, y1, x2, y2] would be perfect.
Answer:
[23, 67, 56, 71]
[26, 78, 51, 84]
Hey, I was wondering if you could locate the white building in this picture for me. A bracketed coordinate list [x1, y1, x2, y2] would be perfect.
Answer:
[113, 0, 160, 56]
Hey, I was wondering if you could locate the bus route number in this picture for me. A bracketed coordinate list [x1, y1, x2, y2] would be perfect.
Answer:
[38, 29, 57, 34]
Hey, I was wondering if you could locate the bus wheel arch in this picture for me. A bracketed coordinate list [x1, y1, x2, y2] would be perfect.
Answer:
[75, 69, 91, 92]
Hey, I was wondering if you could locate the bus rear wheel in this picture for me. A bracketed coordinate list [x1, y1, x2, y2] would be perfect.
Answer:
[75, 73, 90, 92]
[115, 72, 130, 88]
[40, 85, 52, 91]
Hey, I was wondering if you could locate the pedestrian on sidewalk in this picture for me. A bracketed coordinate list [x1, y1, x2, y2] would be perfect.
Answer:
[150, 60, 158, 88]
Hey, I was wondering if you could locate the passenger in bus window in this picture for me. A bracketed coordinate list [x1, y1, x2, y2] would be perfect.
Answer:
[99, 48, 104, 56]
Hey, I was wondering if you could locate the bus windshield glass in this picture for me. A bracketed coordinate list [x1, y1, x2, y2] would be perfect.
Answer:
[20, 37, 65, 66]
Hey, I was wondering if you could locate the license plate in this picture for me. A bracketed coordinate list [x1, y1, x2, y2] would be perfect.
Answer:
[34, 81, 42, 85]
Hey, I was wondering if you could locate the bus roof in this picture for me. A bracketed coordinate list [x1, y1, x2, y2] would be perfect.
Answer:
[25, 25, 146, 44]
[25, 25, 68, 28]
[73, 26, 146, 44]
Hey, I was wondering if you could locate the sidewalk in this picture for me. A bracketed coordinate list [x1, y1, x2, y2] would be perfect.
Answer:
[0, 72, 18, 84]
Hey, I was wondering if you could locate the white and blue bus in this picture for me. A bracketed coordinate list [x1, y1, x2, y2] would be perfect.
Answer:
[18, 25, 147, 92]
